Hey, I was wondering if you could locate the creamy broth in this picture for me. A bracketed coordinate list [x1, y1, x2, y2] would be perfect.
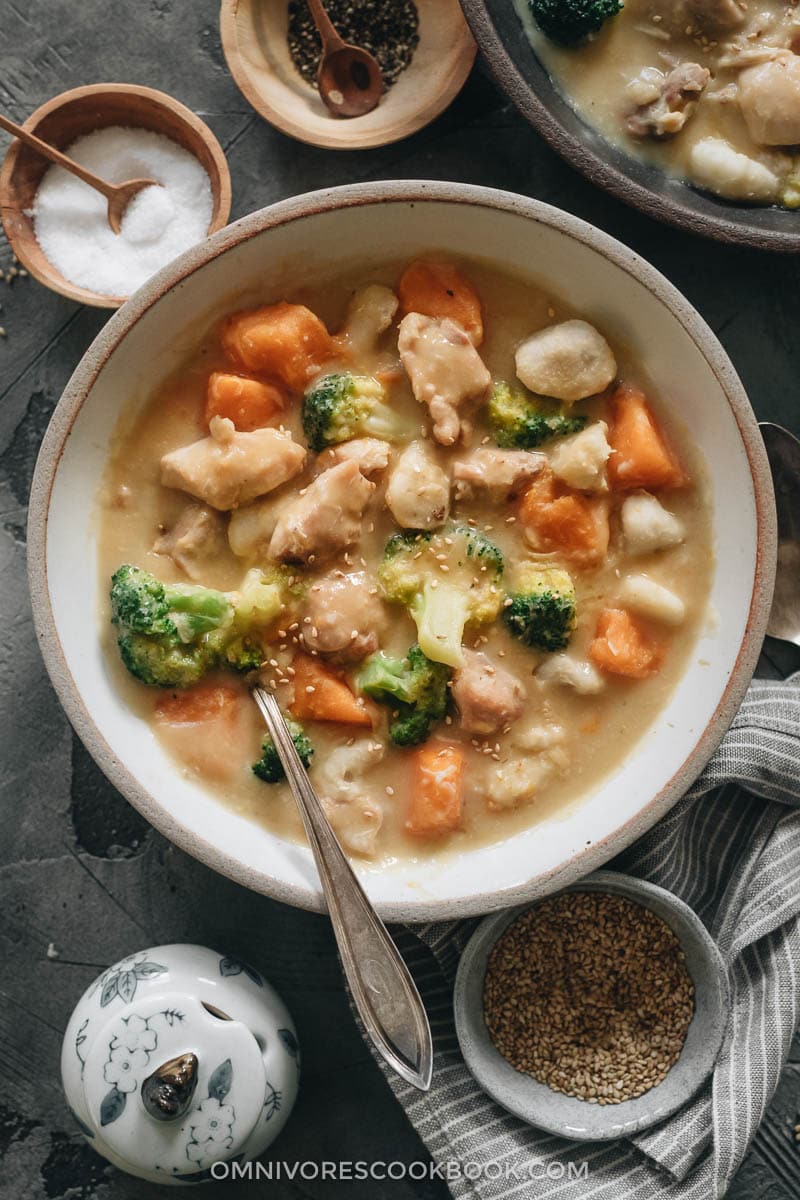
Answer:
[522, 0, 800, 208]
[97, 258, 713, 866]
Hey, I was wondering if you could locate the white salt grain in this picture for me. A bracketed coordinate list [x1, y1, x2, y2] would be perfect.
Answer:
[32, 126, 213, 297]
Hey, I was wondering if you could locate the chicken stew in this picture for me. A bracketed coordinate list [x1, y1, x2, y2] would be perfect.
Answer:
[98, 257, 713, 863]
[523, 0, 800, 208]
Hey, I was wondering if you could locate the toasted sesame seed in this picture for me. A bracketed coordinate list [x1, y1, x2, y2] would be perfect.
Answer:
[483, 892, 694, 1104]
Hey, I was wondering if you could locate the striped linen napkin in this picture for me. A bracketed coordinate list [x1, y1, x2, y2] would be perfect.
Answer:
[378, 672, 800, 1199]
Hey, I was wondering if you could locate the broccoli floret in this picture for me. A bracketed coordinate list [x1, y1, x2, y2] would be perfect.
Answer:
[378, 523, 504, 668]
[117, 634, 211, 689]
[489, 382, 587, 450]
[110, 564, 297, 688]
[252, 718, 313, 783]
[504, 565, 577, 652]
[220, 635, 265, 673]
[528, 0, 623, 47]
[110, 565, 233, 687]
[232, 566, 294, 633]
[359, 644, 451, 747]
[302, 372, 411, 451]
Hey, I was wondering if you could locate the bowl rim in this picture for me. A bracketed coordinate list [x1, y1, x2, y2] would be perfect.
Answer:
[453, 869, 731, 1139]
[459, 0, 800, 254]
[0, 82, 233, 310]
[26, 180, 776, 921]
[218, 0, 477, 151]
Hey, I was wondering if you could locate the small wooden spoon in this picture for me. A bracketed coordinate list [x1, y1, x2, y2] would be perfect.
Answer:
[306, 0, 384, 118]
[0, 112, 158, 235]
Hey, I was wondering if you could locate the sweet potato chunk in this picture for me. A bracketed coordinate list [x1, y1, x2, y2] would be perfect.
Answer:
[220, 301, 336, 393]
[205, 372, 284, 432]
[589, 608, 663, 678]
[290, 654, 372, 726]
[607, 386, 685, 491]
[155, 683, 240, 724]
[154, 684, 251, 782]
[406, 743, 464, 837]
[518, 467, 609, 567]
[398, 260, 484, 345]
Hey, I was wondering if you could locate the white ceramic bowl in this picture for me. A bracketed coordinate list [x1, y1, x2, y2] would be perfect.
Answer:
[28, 182, 776, 922]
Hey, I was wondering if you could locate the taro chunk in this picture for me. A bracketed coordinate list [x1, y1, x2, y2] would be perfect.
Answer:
[515, 320, 617, 405]
[385, 441, 450, 530]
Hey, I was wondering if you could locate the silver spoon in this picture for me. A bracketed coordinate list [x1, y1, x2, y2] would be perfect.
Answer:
[761, 422, 800, 647]
[251, 686, 433, 1091]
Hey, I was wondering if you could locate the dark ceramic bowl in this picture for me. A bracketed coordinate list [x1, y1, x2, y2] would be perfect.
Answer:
[460, 0, 800, 253]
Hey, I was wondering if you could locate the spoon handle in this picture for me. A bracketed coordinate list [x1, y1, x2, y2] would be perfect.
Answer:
[0, 112, 116, 200]
[252, 686, 433, 1091]
[306, 0, 347, 51]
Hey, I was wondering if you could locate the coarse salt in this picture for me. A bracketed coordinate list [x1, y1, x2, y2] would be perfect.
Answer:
[32, 126, 213, 298]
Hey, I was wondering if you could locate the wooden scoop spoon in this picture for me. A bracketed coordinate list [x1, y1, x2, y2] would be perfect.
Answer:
[306, 0, 384, 118]
[0, 112, 159, 235]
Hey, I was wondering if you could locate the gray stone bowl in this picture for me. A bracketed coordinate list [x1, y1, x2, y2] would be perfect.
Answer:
[454, 871, 730, 1141]
[460, 0, 800, 253]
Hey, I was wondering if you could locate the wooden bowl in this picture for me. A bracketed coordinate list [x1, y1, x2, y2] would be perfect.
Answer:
[0, 84, 233, 309]
[220, 0, 476, 150]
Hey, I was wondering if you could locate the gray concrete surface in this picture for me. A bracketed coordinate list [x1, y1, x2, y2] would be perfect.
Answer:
[1, 2, 799, 1198]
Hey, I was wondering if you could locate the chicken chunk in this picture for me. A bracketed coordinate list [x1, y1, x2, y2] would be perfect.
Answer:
[385, 440, 450, 530]
[336, 284, 399, 356]
[689, 138, 780, 202]
[398, 313, 491, 446]
[739, 55, 800, 146]
[160, 417, 306, 511]
[452, 448, 546, 502]
[153, 503, 228, 580]
[451, 650, 526, 737]
[314, 739, 385, 857]
[621, 492, 685, 555]
[268, 460, 375, 565]
[316, 437, 391, 478]
[650, 0, 746, 34]
[684, 0, 746, 33]
[548, 422, 611, 492]
[515, 320, 617, 406]
[619, 575, 687, 625]
[626, 63, 710, 140]
[536, 654, 606, 695]
[301, 570, 386, 662]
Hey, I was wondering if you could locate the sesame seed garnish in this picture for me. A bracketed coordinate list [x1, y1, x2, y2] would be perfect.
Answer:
[483, 893, 694, 1105]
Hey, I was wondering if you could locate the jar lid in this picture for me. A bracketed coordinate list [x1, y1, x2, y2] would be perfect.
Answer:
[83, 992, 267, 1180]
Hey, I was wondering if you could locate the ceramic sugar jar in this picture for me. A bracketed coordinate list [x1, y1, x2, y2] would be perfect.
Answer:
[61, 944, 300, 1183]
